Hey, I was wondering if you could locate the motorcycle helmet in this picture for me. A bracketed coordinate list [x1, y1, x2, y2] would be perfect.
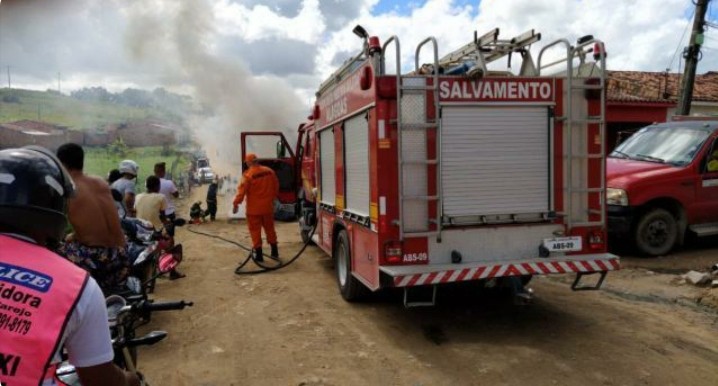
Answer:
[0, 146, 75, 244]
[119, 159, 139, 177]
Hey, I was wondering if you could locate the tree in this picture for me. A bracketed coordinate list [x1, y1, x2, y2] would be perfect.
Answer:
[107, 137, 127, 157]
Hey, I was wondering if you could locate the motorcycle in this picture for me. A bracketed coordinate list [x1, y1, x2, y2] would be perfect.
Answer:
[121, 217, 185, 294]
[55, 295, 193, 385]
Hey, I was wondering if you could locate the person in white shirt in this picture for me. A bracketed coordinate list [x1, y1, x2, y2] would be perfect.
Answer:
[135, 175, 185, 281]
[154, 162, 178, 227]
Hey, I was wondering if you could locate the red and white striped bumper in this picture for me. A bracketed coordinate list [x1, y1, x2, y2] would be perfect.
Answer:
[380, 254, 620, 287]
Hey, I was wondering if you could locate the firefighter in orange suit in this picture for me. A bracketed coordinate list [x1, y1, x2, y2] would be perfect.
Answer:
[233, 153, 280, 262]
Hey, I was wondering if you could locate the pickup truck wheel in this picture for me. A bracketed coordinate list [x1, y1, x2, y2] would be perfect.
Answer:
[634, 208, 677, 256]
[334, 230, 367, 302]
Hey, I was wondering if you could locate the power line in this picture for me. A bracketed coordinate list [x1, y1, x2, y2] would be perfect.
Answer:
[667, 7, 695, 72]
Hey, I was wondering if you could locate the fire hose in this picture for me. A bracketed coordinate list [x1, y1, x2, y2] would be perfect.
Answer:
[186, 224, 316, 275]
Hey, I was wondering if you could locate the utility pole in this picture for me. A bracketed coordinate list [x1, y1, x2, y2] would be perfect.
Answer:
[58, 72, 61, 93]
[6, 65, 10, 89]
[678, 0, 711, 115]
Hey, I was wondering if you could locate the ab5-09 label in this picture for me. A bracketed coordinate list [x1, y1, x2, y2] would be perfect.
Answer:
[543, 236, 582, 252]
[403, 253, 428, 263]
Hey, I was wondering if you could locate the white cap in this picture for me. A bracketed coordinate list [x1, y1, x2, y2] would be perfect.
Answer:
[119, 160, 139, 176]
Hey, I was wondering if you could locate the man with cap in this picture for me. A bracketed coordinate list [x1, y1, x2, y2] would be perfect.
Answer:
[111, 159, 139, 218]
[233, 153, 280, 262]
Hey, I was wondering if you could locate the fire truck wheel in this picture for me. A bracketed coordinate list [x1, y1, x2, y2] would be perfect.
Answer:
[334, 230, 367, 301]
[300, 227, 313, 245]
[634, 208, 677, 256]
[520, 275, 532, 286]
[298, 201, 314, 245]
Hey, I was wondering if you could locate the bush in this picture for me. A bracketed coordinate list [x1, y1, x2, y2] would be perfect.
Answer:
[107, 137, 128, 157]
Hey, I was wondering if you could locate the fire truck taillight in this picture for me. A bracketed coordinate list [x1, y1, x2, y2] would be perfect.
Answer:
[384, 241, 402, 264]
[588, 230, 605, 251]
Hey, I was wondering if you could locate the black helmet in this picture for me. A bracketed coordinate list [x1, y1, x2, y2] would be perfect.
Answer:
[0, 146, 75, 244]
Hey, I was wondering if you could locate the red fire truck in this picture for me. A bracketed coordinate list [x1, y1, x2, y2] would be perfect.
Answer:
[242, 26, 620, 306]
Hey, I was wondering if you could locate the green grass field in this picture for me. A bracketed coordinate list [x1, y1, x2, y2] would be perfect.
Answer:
[0, 88, 169, 130]
[84, 147, 189, 193]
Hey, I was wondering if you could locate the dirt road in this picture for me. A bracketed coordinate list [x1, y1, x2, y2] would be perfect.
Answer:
[140, 186, 718, 385]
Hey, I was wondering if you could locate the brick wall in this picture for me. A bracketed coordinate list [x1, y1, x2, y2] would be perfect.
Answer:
[0, 124, 85, 151]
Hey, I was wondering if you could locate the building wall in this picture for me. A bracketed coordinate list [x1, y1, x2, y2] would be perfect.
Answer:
[116, 126, 175, 147]
[0, 127, 85, 151]
[1, 119, 180, 149]
[666, 102, 718, 118]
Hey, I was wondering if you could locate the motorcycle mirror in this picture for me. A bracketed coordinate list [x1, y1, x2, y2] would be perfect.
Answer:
[127, 330, 168, 347]
[106, 295, 127, 322]
[158, 252, 179, 273]
[126, 276, 142, 294]
[56, 362, 79, 384]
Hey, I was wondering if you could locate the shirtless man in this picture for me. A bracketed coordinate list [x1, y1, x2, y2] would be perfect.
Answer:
[56, 143, 130, 294]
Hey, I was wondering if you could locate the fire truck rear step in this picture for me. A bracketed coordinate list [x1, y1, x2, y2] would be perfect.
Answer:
[403, 285, 437, 308]
[571, 271, 608, 291]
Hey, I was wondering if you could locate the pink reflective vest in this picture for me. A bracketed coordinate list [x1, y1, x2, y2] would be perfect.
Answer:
[0, 235, 88, 386]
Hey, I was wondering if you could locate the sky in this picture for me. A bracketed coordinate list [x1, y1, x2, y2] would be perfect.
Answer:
[1, 0, 718, 129]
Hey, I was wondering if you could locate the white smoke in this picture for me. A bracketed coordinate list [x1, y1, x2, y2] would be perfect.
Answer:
[124, 0, 305, 176]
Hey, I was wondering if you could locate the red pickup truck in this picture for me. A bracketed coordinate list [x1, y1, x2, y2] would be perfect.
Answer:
[607, 119, 718, 256]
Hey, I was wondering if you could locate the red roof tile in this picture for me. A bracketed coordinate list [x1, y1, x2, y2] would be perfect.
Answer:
[607, 71, 718, 103]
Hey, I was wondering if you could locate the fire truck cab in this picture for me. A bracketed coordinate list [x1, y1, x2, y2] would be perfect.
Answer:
[243, 26, 620, 306]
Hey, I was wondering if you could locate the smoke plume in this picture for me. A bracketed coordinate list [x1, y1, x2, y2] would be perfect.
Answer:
[124, 0, 305, 176]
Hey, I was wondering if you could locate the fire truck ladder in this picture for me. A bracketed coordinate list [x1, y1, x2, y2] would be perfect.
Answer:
[382, 36, 442, 241]
[537, 37, 608, 232]
[437, 28, 542, 76]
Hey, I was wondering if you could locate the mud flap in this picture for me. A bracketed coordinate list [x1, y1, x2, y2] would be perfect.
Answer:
[571, 271, 607, 291]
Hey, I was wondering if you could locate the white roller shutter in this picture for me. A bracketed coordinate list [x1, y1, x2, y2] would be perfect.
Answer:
[320, 129, 335, 205]
[441, 106, 549, 218]
[344, 114, 370, 216]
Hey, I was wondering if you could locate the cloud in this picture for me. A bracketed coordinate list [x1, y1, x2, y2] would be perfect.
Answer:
[0, 0, 131, 88]
[213, 0, 325, 42]
[1, 0, 717, 109]
[218, 36, 318, 76]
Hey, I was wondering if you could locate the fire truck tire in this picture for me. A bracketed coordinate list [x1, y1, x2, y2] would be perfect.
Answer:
[300, 227, 313, 245]
[520, 275, 532, 286]
[334, 230, 367, 301]
[298, 201, 314, 245]
[634, 208, 677, 256]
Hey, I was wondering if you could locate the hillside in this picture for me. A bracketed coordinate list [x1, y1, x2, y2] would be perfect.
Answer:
[0, 88, 182, 130]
